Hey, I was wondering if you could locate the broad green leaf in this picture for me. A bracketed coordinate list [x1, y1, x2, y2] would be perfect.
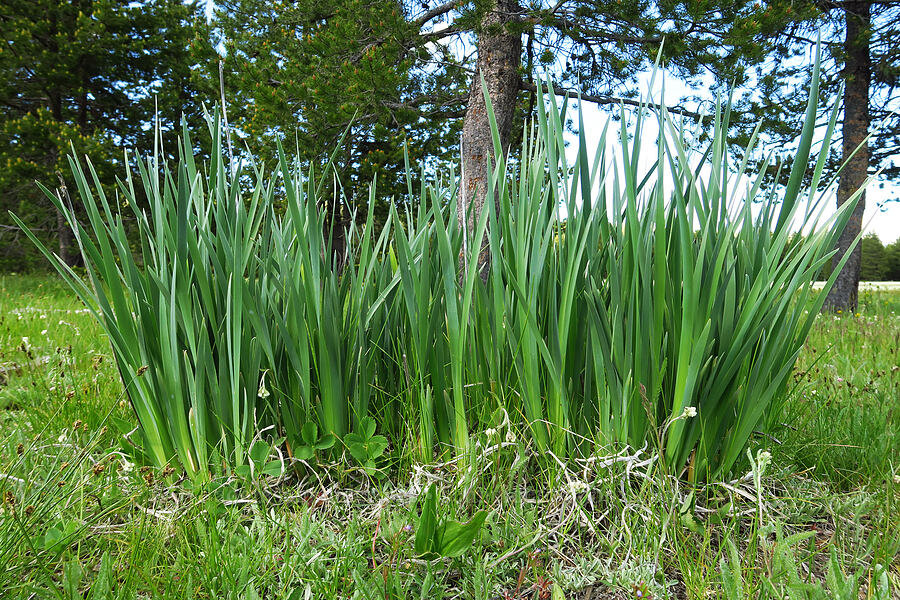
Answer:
[436, 510, 487, 558]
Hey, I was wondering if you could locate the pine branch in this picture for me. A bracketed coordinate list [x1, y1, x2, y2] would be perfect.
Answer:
[519, 81, 709, 121]
[420, 25, 465, 42]
[415, 0, 465, 27]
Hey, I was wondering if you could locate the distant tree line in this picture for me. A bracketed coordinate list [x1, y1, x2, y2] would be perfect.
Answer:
[817, 233, 900, 282]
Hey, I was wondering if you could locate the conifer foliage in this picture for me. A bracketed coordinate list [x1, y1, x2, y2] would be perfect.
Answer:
[0, 0, 214, 270]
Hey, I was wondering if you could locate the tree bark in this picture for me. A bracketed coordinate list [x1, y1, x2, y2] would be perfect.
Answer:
[459, 0, 522, 280]
[824, 1, 870, 312]
[55, 172, 75, 268]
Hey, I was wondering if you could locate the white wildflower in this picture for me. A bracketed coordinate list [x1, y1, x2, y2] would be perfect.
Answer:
[485, 428, 497, 438]
[505, 429, 516, 444]
[682, 406, 697, 418]
[40, 329, 48, 335]
[257, 371, 270, 399]
[57, 432, 67, 443]
[893, 474, 900, 485]
[568, 479, 589, 495]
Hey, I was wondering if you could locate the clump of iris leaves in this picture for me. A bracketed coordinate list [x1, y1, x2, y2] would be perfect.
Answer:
[14, 53, 859, 486]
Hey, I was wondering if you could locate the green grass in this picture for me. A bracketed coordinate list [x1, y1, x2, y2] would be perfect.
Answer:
[781, 291, 900, 488]
[1, 274, 898, 598]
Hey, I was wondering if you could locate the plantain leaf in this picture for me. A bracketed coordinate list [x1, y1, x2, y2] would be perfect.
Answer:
[414, 484, 438, 556]
[435, 510, 487, 558]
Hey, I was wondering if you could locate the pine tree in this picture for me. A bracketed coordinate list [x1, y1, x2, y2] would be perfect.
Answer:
[860, 233, 887, 281]
[0, 0, 214, 270]
[883, 237, 900, 281]
[215, 0, 468, 223]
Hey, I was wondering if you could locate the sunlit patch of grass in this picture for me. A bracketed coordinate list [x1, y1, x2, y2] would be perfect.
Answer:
[784, 295, 900, 488]
[0, 274, 124, 433]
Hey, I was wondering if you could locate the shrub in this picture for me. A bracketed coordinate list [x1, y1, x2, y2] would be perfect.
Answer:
[12, 58, 860, 482]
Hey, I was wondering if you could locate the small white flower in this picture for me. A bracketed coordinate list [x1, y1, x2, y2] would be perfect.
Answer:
[505, 429, 516, 443]
[120, 459, 134, 474]
[257, 371, 270, 399]
[485, 428, 497, 438]
[40, 329, 48, 335]
[682, 406, 697, 418]
[57, 432, 67, 443]
[893, 474, 900, 485]
[568, 480, 589, 495]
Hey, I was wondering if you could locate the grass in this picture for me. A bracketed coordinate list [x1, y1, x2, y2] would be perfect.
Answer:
[1, 274, 898, 598]
[782, 291, 900, 489]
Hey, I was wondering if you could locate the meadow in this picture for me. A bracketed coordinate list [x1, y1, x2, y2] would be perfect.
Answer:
[1, 74, 899, 598]
[1, 274, 898, 599]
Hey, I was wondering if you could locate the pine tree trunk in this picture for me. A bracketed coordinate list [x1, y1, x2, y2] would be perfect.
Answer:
[57, 207, 73, 267]
[54, 166, 75, 268]
[459, 0, 521, 280]
[824, 1, 870, 312]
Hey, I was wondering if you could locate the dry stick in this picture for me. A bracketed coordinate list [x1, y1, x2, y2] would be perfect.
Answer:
[460, 132, 468, 275]
[55, 171, 75, 264]
[219, 60, 236, 183]
[371, 514, 382, 568]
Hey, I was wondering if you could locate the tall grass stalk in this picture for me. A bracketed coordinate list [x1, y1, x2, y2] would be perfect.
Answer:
[13, 58, 861, 481]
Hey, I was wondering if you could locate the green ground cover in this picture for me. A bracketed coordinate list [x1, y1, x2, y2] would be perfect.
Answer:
[1, 274, 898, 599]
